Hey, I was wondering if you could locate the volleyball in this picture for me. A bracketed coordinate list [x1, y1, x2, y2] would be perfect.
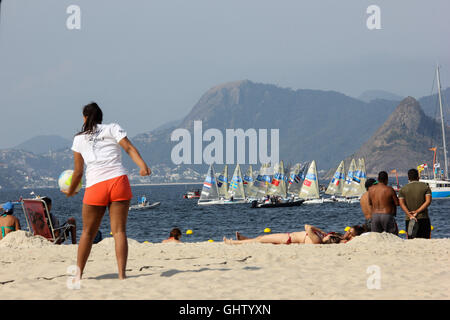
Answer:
[58, 170, 82, 192]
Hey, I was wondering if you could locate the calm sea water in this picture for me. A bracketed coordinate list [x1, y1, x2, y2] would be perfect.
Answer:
[1, 183, 449, 243]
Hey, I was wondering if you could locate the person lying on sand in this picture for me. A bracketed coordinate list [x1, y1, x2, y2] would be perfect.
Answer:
[223, 224, 365, 245]
[162, 228, 182, 243]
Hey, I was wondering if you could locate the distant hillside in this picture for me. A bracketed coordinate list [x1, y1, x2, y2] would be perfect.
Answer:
[358, 90, 404, 103]
[130, 80, 399, 173]
[13, 135, 71, 154]
[2, 80, 448, 189]
[418, 87, 450, 123]
[340, 97, 449, 177]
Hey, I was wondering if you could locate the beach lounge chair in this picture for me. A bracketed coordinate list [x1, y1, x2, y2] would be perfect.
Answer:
[21, 198, 74, 244]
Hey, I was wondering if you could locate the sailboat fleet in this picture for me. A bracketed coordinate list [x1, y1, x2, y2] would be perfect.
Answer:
[198, 157, 367, 206]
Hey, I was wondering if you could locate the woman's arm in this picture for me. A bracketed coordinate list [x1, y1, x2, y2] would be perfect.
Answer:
[64, 151, 84, 197]
[119, 137, 151, 176]
[304, 224, 325, 244]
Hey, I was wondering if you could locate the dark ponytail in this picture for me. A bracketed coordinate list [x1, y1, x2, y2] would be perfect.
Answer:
[77, 102, 103, 135]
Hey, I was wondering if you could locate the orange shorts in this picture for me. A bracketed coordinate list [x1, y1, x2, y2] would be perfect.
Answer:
[83, 175, 133, 206]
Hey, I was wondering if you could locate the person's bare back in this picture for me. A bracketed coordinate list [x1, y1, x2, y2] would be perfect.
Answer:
[368, 183, 399, 215]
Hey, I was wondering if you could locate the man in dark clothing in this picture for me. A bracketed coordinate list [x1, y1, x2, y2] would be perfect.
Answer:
[398, 169, 432, 239]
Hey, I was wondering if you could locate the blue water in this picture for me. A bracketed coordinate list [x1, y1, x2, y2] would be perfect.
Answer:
[1, 183, 449, 243]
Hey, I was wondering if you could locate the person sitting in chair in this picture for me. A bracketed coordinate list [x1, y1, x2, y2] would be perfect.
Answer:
[41, 197, 77, 244]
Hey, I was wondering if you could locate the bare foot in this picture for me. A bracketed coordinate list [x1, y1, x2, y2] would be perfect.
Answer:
[223, 237, 234, 244]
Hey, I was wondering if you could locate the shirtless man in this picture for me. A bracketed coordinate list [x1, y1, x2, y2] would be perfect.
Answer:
[368, 171, 399, 235]
[359, 178, 376, 231]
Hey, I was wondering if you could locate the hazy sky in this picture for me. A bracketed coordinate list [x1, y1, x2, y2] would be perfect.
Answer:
[1, 0, 450, 148]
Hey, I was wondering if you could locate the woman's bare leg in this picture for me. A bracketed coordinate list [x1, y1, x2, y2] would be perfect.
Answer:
[236, 232, 250, 240]
[77, 204, 106, 279]
[109, 200, 130, 279]
[224, 233, 290, 244]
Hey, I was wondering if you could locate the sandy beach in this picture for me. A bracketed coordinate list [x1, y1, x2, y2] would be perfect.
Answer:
[0, 231, 449, 300]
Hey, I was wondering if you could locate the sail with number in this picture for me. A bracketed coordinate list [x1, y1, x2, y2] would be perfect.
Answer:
[217, 165, 229, 199]
[268, 161, 287, 198]
[342, 159, 364, 197]
[357, 158, 367, 194]
[198, 164, 220, 203]
[325, 160, 345, 196]
[254, 163, 271, 196]
[299, 160, 320, 199]
[287, 163, 303, 195]
[228, 164, 246, 200]
[341, 159, 356, 197]
[243, 165, 257, 197]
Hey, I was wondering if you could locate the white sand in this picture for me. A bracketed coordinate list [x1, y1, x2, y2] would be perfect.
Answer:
[0, 230, 449, 299]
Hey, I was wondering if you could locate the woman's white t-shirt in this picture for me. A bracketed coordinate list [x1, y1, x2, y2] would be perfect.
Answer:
[71, 123, 128, 188]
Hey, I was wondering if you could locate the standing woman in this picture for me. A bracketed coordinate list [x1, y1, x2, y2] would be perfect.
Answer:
[63, 102, 151, 280]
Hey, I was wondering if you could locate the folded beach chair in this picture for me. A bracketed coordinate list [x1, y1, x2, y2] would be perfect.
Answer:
[21, 198, 74, 244]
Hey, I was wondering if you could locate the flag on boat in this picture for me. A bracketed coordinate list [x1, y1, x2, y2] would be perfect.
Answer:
[243, 175, 253, 185]
[204, 175, 214, 189]
[217, 174, 227, 187]
[303, 180, 312, 187]
[434, 163, 440, 168]
[289, 173, 300, 184]
[271, 173, 283, 186]
[331, 178, 339, 186]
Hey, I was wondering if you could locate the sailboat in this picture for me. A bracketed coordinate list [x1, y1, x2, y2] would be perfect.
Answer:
[299, 160, 323, 204]
[419, 65, 450, 198]
[243, 165, 258, 199]
[198, 164, 222, 205]
[253, 162, 272, 198]
[341, 158, 356, 197]
[287, 162, 304, 196]
[267, 161, 288, 199]
[323, 160, 345, 202]
[341, 158, 366, 203]
[217, 165, 229, 200]
[357, 158, 367, 195]
[227, 164, 247, 203]
[251, 161, 304, 208]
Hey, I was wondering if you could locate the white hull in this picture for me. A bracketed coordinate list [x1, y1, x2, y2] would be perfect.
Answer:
[129, 202, 161, 211]
[198, 199, 246, 205]
[303, 198, 324, 204]
[420, 179, 450, 199]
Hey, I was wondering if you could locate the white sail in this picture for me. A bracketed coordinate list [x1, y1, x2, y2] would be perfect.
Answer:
[357, 158, 367, 194]
[217, 165, 229, 199]
[287, 163, 303, 195]
[325, 160, 345, 196]
[199, 164, 220, 203]
[268, 161, 287, 198]
[341, 159, 356, 197]
[243, 165, 257, 197]
[254, 163, 271, 196]
[299, 160, 320, 199]
[343, 159, 363, 197]
[228, 164, 246, 200]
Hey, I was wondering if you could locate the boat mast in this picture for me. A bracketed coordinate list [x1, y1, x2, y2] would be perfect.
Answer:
[437, 65, 448, 180]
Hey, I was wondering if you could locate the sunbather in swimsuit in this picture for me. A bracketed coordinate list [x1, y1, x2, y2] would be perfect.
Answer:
[0, 214, 17, 239]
